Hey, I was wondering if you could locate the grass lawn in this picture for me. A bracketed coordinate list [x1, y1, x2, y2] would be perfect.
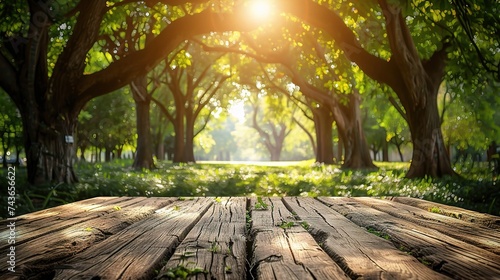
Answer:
[1, 159, 499, 218]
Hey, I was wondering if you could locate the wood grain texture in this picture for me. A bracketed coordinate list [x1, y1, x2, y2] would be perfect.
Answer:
[354, 197, 500, 254]
[319, 197, 500, 279]
[282, 197, 450, 279]
[249, 197, 350, 280]
[0, 196, 129, 250]
[2, 196, 499, 280]
[388, 196, 500, 229]
[3, 197, 176, 277]
[53, 197, 212, 280]
[157, 197, 247, 280]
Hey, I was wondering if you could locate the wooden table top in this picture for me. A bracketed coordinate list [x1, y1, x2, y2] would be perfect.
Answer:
[1, 196, 499, 280]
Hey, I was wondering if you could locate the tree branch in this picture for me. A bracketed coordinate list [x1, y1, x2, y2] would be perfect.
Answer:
[151, 95, 175, 123]
[0, 52, 20, 101]
[277, 0, 403, 92]
[78, 7, 263, 103]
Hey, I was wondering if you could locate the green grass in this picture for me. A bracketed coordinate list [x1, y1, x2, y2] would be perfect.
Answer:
[1, 159, 499, 218]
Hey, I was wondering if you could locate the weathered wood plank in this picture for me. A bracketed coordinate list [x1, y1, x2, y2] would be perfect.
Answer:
[156, 197, 247, 280]
[282, 197, 450, 279]
[2, 196, 498, 280]
[52, 198, 213, 280]
[0, 196, 133, 251]
[353, 197, 500, 254]
[319, 197, 500, 279]
[0, 197, 177, 279]
[388, 196, 500, 229]
[249, 197, 349, 280]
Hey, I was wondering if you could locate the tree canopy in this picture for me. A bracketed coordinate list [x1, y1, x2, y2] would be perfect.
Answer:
[0, 0, 499, 184]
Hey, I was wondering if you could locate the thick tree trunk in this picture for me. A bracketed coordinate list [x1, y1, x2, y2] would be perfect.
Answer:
[312, 106, 334, 164]
[380, 0, 455, 177]
[279, 0, 455, 177]
[261, 127, 285, 162]
[270, 148, 281, 161]
[23, 111, 78, 185]
[131, 76, 155, 170]
[334, 93, 376, 169]
[405, 98, 455, 177]
[339, 125, 376, 169]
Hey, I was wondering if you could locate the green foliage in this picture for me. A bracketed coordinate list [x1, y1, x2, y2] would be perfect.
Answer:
[158, 264, 207, 279]
[278, 220, 295, 229]
[366, 227, 391, 240]
[1, 160, 498, 219]
[254, 196, 269, 210]
[77, 89, 136, 159]
[300, 221, 310, 230]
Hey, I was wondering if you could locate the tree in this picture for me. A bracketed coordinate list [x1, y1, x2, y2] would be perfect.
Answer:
[381, 106, 411, 162]
[200, 26, 376, 168]
[153, 41, 232, 163]
[98, 2, 160, 169]
[0, 0, 266, 184]
[441, 79, 500, 147]
[191, 111, 233, 161]
[248, 91, 295, 161]
[77, 89, 135, 162]
[276, 0, 499, 177]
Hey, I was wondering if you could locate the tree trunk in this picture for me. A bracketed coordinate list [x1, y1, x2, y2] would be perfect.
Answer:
[313, 105, 335, 164]
[22, 111, 78, 185]
[279, 0, 455, 177]
[105, 147, 112, 162]
[79, 145, 87, 161]
[405, 98, 455, 177]
[183, 110, 196, 162]
[270, 148, 281, 161]
[131, 76, 155, 170]
[381, 141, 388, 161]
[156, 140, 165, 161]
[172, 114, 186, 163]
[116, 146, 123, 159]
[336, 138, 343, 163]
[334, 93, 376, 169]
[392, 140, 405, 162]
[293, 117, 317, 159]
[381, 1, 455, 177]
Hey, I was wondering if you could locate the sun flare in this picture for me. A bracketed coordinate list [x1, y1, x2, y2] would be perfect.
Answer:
[249, 1, 274, 20]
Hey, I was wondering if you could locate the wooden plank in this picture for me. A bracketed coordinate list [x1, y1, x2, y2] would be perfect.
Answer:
[282, 197, 450, 279]
[156, 197, 247, 280]
[0, 197, 177, 279]
[52, 197, 213, 280]
[388, 196, 500, 229]
[249, 197, 349, 280]
[0, 196, 133, 251]
[319, 197, 500, 280]
[353, 197, 500, 254]
[4, 196, 122, 225]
